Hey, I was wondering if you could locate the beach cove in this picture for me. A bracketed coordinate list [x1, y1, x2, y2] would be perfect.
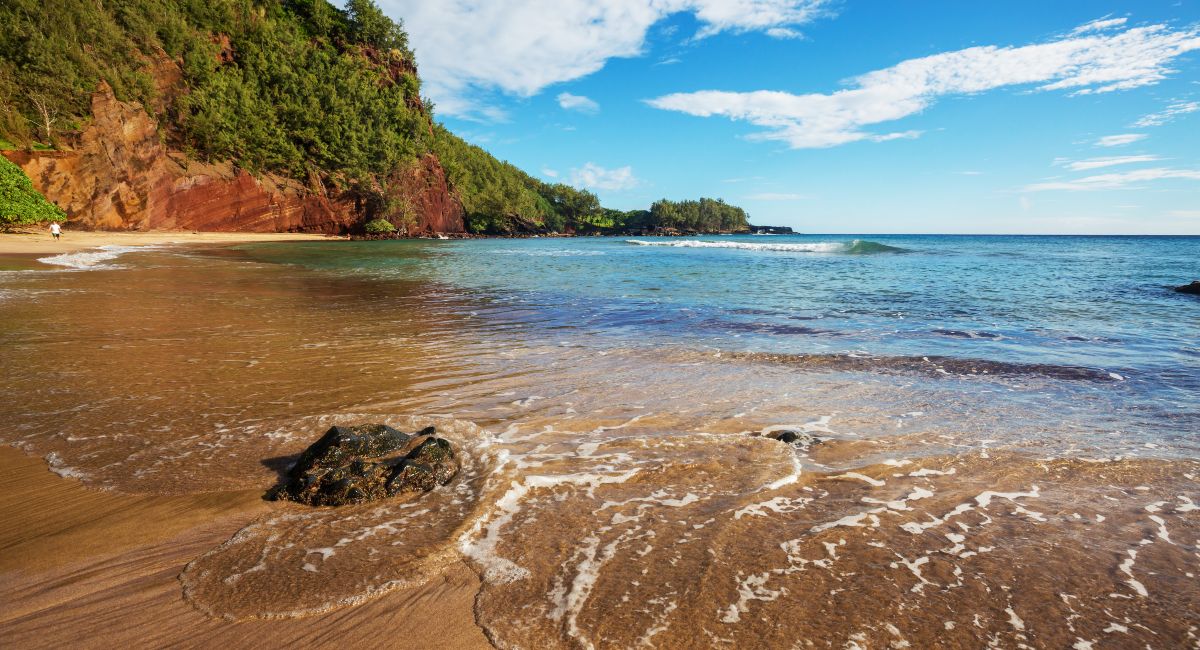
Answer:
[1, 234, 1197, 648]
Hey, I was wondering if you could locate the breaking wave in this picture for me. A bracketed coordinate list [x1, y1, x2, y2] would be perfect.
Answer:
[624, 239, 907, 254]
[37, 245, 157, 270]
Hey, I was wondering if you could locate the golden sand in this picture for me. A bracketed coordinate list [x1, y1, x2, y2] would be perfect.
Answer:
[0, 447, 491, 649]
[0, 229, 342, 257]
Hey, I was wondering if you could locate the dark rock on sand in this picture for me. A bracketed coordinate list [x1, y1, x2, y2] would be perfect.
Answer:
[1175, 281, 1200, 295]
[388, 437, 457, 493]
[274, 423, 458, 506]
[766, 429, 820, 449]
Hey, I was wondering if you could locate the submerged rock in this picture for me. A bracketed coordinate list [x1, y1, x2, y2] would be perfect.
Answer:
[1175, 281, 1200, 295]
[274, 423, 458, 506]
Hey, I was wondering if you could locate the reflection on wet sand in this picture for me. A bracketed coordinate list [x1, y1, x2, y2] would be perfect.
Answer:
[1, 245, 1197, 648]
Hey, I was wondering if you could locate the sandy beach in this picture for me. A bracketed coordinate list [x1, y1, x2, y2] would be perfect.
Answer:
[0, 230, 342, 257]
[0, 445, 492, 649]
[0, 233, 492, 649]
[1, 235, 1197, 648]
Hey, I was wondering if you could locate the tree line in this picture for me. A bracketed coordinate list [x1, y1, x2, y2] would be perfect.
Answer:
[0, 0, 751, 234]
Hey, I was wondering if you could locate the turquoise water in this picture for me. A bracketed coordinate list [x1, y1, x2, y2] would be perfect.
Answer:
[239, 234, 1199, 382]
[222, 233, 1200, 451]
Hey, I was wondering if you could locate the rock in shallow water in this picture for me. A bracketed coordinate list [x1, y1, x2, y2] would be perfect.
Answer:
[1175, 280, 1200, 295]
[274, 423, 458, 506]
[764, 429, 824, 450]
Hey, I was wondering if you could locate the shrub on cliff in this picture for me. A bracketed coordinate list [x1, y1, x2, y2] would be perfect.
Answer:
[0, 156, 66, 229]
[363, 217, 396, 234]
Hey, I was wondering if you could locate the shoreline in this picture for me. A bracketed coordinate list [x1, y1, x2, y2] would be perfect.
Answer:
[2, 232, 1196, 647]
[0, 229, 781, 259]
[0, 230, 346, 258]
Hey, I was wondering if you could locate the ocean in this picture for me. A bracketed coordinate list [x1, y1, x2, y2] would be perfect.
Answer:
[3, 234, 1198, 647]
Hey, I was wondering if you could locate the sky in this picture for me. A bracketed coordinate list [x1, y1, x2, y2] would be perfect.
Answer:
[373, 1, 1200, 234]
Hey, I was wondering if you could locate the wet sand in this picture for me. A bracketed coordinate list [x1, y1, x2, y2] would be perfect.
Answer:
[0, 447, 491, 649]
[1, 241, 1197, 648]
[0, 230, 341, 258]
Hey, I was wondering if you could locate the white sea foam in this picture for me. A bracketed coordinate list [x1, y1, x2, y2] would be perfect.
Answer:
[625, 239, 843, 253]
[733, 495, 812, 520]
[458, 468, 642, 585]
[833, 472, 886, 487]
[37, 245, 158, 270]
[45, 451, 87, 479]
[1118, 549, 1148, 597]
[494, 248, 605, 257]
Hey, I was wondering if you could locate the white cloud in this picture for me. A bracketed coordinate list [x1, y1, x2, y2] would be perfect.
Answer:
[1023, 167, 1200, 191]
[383, 0, 832, 119]
[1132, 100, 1200, 127]
[765, 27, 802, 39]
[956, 170, 983, 175]
[1059, 155, 1162, 171]
[746, 192, 807, 200]
[1070, 17, 1128, 35]
[1168, 209, 1200, 218]
[569, 163, 640, 190]
[1095, 133, 1148, 147]
[647, 20, 1200, 148]
[542, 168, 560, 178]
[557, 92, 600, 114]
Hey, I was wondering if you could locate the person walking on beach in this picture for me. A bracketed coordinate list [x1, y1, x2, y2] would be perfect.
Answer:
[50, 222, 61, 240]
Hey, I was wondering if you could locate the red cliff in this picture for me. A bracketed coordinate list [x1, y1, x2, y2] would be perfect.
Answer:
[4, 83, 464, 235]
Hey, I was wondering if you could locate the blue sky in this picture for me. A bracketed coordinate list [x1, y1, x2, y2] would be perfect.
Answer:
[376, 1, 1200, 234]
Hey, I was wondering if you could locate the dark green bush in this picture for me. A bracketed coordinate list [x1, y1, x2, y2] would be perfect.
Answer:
[0, 156, 67, 229]
[363, 217, 396, 234]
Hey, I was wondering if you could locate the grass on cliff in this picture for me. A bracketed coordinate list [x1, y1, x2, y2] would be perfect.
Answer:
[0, 156, 67, 229]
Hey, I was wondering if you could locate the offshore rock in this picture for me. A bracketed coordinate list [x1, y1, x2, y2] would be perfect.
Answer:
[275, 424, 458, 506]
[1175, 281, 1200, 295]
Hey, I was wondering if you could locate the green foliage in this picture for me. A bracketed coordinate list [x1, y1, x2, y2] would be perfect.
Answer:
[432, 125, 616, 234]
[0, 0, 423, 185]
[0, 156, 67, 228]
[344, 0, 408, 53]
[432, 125, 552, 233]
[646, 198, 749, 232]
[363, 217, 396, 234]
[0, 0, 752, 235]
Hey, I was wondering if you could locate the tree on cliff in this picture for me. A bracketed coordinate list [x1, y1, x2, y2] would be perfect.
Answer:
[0, 156, 66, 229]
[0, 0, 748, 236]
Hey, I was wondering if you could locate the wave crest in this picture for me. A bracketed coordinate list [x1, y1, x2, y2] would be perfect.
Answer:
[624, 239, 905, 254]
[37, 245, 157, 270]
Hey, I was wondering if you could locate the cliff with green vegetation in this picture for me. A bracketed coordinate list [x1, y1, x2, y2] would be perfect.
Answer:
[0, 0, 749, 234]
[0, 155, 65, 229]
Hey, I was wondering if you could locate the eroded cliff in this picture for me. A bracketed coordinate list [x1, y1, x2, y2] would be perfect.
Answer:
[4, 82, 463, 234]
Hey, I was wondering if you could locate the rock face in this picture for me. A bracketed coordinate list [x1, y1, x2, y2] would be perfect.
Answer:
[275, 424, 459, 506]
[390, 153, 466, 235]
[1175, 281, 1200, 295]
[3, 82, 465, 234]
